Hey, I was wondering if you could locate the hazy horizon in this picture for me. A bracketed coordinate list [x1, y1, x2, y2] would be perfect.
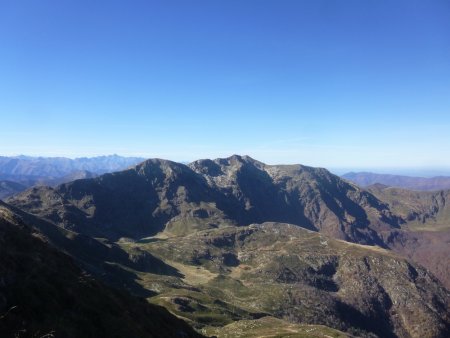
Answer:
[2, 153, 450, 177]
[1, 1, 449, 168]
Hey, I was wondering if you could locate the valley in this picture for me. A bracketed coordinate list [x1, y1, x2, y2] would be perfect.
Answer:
[2, 156, 449, 337]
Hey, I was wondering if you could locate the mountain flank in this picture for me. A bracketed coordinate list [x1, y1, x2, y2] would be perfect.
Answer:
[123, 222, 450, 337]
[8, 155, 400, 245]
[0, 201, 203, 338]
[367, 184, 450, 288]
[0, 181, 27, 199]
[7, 155, 450, 290]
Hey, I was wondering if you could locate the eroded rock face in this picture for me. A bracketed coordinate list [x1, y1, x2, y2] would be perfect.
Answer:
[384, 229, 450, 290]
[7, 155, 401, 245]
[368, 185, 450, 289]
[146, 223, 450, 338]
[368, 185, 450, 226]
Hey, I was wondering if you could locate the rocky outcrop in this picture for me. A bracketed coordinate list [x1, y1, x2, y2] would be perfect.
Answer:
[146, 222, 450, 338]
[8, 155, 401, 245]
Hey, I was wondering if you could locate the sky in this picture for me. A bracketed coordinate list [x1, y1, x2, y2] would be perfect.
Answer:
[0, 0, 449, 171]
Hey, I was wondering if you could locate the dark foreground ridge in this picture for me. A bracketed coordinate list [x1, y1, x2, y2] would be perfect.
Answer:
[0, 201, 203, 338]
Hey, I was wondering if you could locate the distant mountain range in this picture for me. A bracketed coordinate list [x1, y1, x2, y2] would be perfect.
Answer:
[342, 171, 450, 191]
[0, 154, 145, 177]
[0, 155, 145, 199]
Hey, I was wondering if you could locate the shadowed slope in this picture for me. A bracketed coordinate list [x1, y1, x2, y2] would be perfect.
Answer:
[8, 156, 401, 245]
[0, 181, 27, 199]
[0, 201, 203, 338]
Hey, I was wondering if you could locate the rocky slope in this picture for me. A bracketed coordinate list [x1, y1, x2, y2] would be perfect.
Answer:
[122, 223, 450, 338]
[367, 185, 450, 289]
[188, 156, 400, 243]
[367, 185, 450, 229]
[203, 316, 349, 337]
[0, 201, 202, 338]
[8, 155, 449, 289]
[8, 155, 400, 245]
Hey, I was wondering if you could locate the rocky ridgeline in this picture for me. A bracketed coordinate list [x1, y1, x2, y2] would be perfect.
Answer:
[8, 155, 400, 244]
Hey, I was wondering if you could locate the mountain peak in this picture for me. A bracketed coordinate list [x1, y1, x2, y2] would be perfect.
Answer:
[7, 156, 403, 245]
[227, 154, 254, 161]
[226, 154, 260, 163]
[213, 154, 265, 169]
[132, 158, 194, 174]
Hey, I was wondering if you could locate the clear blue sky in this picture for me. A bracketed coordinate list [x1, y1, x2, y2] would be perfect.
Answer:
[1, 0, 449, 170]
